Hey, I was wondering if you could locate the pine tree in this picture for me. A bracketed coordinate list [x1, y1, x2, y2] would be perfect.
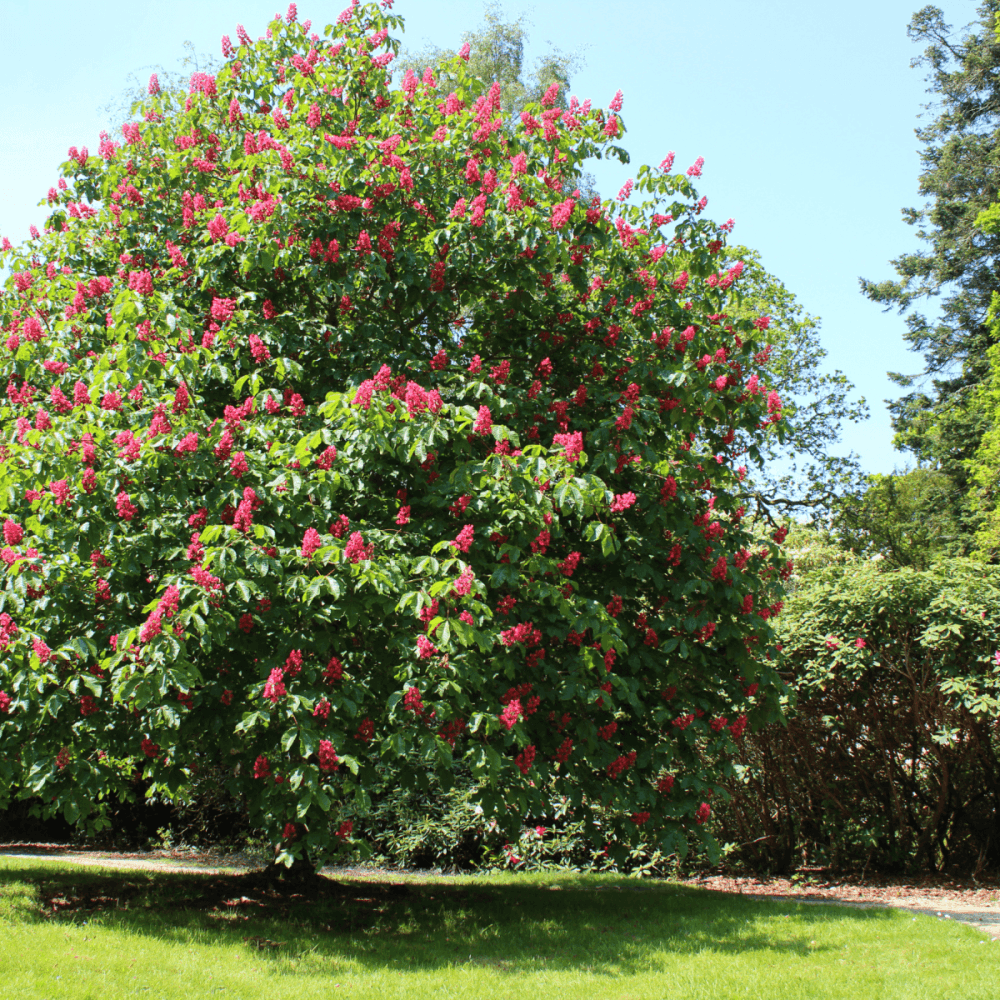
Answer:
[860, 2, 1000, 549]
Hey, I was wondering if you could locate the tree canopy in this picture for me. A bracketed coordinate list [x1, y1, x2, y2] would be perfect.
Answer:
[103, 5, 863, 525]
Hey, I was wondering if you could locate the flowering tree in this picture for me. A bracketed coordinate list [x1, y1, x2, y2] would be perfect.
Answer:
[0, 2, 790, 868]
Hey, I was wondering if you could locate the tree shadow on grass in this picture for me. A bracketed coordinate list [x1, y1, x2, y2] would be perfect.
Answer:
[0, 860, 902, 978]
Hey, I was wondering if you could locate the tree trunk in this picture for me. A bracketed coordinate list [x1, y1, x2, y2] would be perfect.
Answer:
[259, 845, 323, 885]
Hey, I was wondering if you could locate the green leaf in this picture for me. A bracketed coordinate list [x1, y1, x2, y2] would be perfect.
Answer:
[303, 578, 325, 605]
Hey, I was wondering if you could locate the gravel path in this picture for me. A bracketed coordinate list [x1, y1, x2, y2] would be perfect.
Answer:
[3, 845, 998, 939]
[0, 845, 263, 876]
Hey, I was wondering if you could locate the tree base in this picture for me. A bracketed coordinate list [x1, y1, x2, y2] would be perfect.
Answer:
[247, 848, 330, 895]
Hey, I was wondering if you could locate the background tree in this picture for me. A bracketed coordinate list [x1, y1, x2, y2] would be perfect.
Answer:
[833, 467, 964, 569]
[0, 3, 789, 869]
[396, 2, 579, 123]
[720, 246, 868, 524]
[965, 348, 1000, 558]
[962, 187, 1000, 558]
[860, 1, 1000, 552]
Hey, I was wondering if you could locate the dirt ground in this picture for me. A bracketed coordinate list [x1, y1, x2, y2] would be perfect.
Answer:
[2, 843, 998, 939]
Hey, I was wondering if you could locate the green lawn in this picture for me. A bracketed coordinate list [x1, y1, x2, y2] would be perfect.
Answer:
[0, 856, 995, 999]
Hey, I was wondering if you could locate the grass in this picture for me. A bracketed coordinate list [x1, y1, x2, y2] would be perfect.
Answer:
[0, 856, 996, 999]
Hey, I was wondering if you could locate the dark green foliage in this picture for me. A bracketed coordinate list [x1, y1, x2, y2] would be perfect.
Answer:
[359, 763, 492, 869]
[358, 762, 684, 874]
[0, 764, 254, 853]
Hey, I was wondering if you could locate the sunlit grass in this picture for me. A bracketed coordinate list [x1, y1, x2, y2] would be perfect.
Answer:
[0, 857, 995, 999]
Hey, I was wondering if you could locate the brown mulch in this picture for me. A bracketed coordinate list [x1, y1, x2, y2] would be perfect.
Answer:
[680, 871, 1000, 909]
[679, 871, 1000, 939]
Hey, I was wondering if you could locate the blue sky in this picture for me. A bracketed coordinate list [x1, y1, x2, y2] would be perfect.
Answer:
[0, 0, 979, 477]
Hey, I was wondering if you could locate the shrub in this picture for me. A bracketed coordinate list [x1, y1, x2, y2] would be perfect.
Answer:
[716, 559, 1000, 874]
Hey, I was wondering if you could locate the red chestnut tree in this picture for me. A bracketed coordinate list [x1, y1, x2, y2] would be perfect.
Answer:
[0, 3, 789, 866]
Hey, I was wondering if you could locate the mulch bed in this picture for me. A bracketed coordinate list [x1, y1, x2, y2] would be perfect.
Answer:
[679, 871, 1000, 909]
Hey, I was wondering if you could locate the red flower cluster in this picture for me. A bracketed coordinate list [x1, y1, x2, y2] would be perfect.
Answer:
[139, 585, 180, 644]
[116, 492, 138, 521]
[402, 687, 425, 713]
[318, 739, 340, 772]
[530, 530, 550, 554]
[453, 524, 474, 553]
[473, 405, 492, 434]
[729, 714, 748, 739]
[499, 699, 522, 730]
[301, 527, 323, 558]
[607, 751, 636, 778]
[438, 718, 467, 747]
[609, 492, 637, 513]
[324, 656, 343, 682]
[514, 745, 536, 774]
[500, 621, 542, 647]
[557, 552, 581, 577]
[344, 531, 373, 562]
[263, 667, 286, 703]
